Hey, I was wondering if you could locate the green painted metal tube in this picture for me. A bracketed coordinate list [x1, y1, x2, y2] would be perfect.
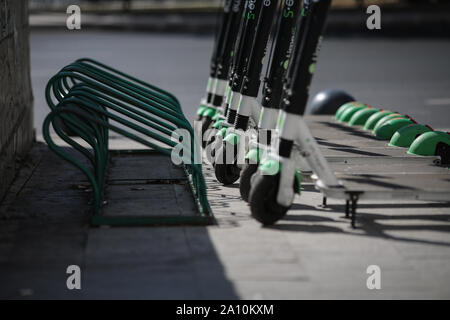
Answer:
[42, 59, 212, 223]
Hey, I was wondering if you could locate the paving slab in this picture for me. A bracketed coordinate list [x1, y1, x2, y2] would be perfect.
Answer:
[1, 134, 450, 299]
[329, 161, 450, 175]
[108, 152, 187, 181]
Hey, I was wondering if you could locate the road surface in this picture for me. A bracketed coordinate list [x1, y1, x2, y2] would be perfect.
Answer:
[30, 30, 450, 136]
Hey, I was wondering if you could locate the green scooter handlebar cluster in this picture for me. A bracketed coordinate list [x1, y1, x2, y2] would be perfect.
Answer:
[334, 102, 450, 161]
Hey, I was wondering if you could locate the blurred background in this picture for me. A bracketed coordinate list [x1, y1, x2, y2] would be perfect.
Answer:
[28, 0, 450, 138]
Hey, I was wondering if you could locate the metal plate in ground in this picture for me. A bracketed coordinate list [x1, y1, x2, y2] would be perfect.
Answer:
[91, 150, 214, 226]
[336, 173, 450, 193]
[108, 153, 186, 181]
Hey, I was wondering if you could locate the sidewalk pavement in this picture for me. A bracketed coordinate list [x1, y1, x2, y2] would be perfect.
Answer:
[0, 132, 449, 299]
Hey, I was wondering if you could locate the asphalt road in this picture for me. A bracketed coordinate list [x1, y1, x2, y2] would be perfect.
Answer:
[30, 30, 450, 135]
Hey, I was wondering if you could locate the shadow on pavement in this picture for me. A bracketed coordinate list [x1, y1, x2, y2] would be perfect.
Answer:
[0, 142, 238, 299]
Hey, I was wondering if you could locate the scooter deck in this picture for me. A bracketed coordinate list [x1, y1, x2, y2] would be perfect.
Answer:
[319, 146, 422, 158]
[318, 173, 450, 202]
[305, 116, 450, 208]
[328, 161, 450, 175]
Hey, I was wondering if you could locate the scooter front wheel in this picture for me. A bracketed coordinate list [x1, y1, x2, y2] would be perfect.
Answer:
[249, 173, 290, 225]
[239, 163, 258, 202]
[214, 144, 241, 185]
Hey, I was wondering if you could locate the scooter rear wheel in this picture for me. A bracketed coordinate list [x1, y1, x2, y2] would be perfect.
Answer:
[239, 163, 258, 202]
[249, 173, 290, 225]
[201, 117, 214, 148]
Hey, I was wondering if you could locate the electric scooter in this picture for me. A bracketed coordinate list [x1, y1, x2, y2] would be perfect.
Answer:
[249, 0, 339, 225]
[199, 1, 251, 144]
[201, 0, 247, 143]
[197, 0, 233, 124]
[214, 0, 280, 185]
[204, 0, 265, 161]
[249, 0, 450, 228]
[238, 0, 302, 201]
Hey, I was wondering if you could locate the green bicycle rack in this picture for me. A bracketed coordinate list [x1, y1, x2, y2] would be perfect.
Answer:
[42, 58, 213, 226]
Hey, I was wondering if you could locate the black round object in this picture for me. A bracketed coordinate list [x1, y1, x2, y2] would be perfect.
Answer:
[249, 173, 290, 225]
[214, 144, 241, 185]
[308, 89, 355, 115]
[239, 163, 259, 202]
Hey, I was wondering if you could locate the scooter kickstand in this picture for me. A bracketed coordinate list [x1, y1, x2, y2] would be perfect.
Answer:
[345, 200, 350, 219]
[349, 193, 361, 228]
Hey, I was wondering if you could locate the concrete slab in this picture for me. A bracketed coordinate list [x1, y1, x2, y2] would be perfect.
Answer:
[1, 136, 449, 299]
[329, 162, 450, 175]
[104, 183, 197, 217]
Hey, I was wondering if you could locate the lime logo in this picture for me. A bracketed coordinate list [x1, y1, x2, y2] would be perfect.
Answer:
[261, 56, 265, 65]
[309, 63, 315, 74]
[230, 50, 234, 57]
[283, 9, 294, 18]
[283, 60, 289, 70]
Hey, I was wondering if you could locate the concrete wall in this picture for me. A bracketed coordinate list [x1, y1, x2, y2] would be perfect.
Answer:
[0, 0, 34, 200]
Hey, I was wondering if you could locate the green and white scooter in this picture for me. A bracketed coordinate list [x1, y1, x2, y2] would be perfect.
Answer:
[205, 0, 265, 162]
[197, 0, 234, 134]
[219, 0, 301, 197]
[202, 0, 247, 145]
[249, 0, 342, 225]
[249, 0, 450, 227]
[214, 0, 280, 185]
